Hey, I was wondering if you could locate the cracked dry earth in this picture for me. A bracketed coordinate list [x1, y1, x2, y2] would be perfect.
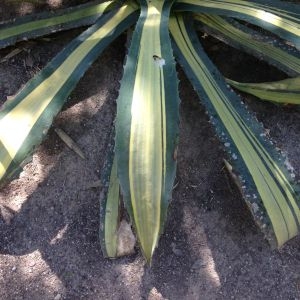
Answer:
[0, 1, 300, 299]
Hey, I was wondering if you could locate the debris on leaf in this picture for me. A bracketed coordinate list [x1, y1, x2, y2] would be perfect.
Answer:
[223, 159, 243, 193]
[116, 220, 136, 257]
[153, 55, 165, 67]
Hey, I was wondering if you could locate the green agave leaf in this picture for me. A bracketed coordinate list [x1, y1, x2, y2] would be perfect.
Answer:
[169, 14, 300, 248]
[226, 77, 300, 104]
[195, 14, 300, 77]
[0, 2, 139, 186]
[0, 0, 115, 49]
[99, 130, 120, 258]
[175, 0, 300, 50]
[115, 0, 179, 261]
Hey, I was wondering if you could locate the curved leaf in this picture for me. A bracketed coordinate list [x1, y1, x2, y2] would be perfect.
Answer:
[0, 2, 139, 186]
[115, 0, 179, 261]
[170, 13, 300, 248]
[0, 0, 115, 49]
[175, 0, 300, 49]
[99, 130, 120, 258]
[195, 14, 300, 77]
[226, 77, 300, 104]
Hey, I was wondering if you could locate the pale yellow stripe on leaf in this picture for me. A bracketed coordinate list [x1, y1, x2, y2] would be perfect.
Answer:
[179, 0, 300, 36]
[161, 69, 167, 182]
[274, 171, 300, 222]
[222, 98, 300, 237]
[0, 1, 113, 40]
[170, 16, 299, 245]
[0, 4, 134, 177]
[104, 157, 120, 257]
[195, 15, 300, 74]
[0, 163, 5, 177]
[129, 0, 164, 257]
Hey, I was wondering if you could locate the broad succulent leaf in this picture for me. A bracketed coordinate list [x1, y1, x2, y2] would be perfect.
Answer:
[0, 2, 139, 186]
[99, 129, 120, 258]
[169, 14, 300, 248]
[115, 0, 179, 261]
[226, 77, 300, 104]
[175, 0, 300, 49]
[194, 14, 300, 77]
[0, 0, 115, 49]
[0, 0, 299, 261]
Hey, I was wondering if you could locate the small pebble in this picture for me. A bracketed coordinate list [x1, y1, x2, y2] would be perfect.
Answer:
[191, 259, 206, 270]
[54, 294, 62, 300]
[171, 242, 183, 256]
[29, 261, 36, 267]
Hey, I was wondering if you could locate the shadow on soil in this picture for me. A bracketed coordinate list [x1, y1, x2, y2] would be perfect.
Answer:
[0, 5, 300, 299]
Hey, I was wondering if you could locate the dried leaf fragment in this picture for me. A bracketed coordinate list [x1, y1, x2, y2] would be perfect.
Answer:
[55, 127, 86, 159]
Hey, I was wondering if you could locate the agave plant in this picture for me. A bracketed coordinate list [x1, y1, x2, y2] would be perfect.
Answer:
[0, 0, 299, 262]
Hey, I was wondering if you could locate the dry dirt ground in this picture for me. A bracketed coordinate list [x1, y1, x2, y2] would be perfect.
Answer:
[0, 1, 300, 299]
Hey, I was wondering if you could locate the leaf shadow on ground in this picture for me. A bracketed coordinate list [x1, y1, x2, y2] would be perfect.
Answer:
[0, 5, 300, 299]
[0, 31, 143, 299]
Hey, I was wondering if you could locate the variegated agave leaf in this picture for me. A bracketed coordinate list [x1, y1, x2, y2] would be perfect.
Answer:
[0, 2, 139, 186]
[169, 13, 300, 248]
[115, 0, 180, 261]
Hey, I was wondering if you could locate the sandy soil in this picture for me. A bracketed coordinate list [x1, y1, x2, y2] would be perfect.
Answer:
[0, 1, 300, 299]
